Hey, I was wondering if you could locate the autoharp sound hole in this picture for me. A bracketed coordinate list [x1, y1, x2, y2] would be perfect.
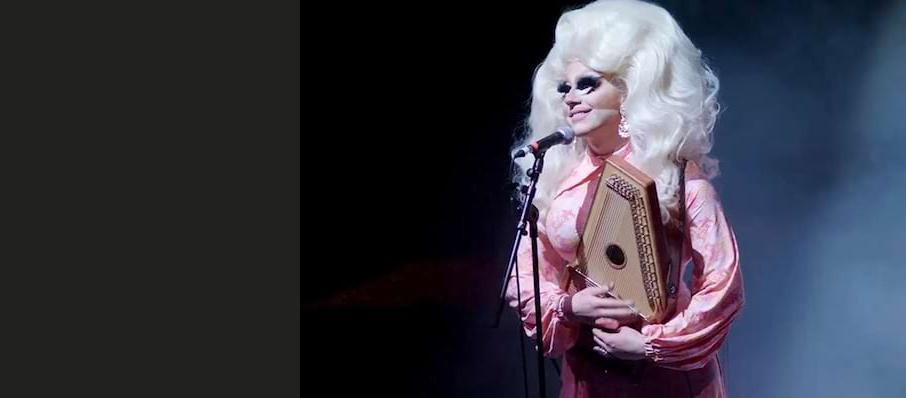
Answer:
[606, 244, 626, 269]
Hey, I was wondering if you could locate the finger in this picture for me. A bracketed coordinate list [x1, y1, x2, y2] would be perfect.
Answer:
[593, 346, 611, 358]
[593, 334, 609, 349]
[593, 335, 615, 356]
[583, 298, 631, 314]
[583, 286, 612, 297]
[592, 327, 605, 338]
[591, 327, 613, 341]
[591, 297, 635, 308]
[593, 317, 619, 330]
[618, 325, 638, 334]
[594, 308, 638, 319]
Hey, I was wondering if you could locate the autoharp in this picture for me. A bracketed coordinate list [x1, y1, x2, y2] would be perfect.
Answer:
[565, 156, 681, 324]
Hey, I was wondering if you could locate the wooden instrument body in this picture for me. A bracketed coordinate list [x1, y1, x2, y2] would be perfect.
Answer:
[566, 156, 678, 324]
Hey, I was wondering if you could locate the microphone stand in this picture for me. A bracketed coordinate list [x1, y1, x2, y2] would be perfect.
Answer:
[494, 150, 548, 398]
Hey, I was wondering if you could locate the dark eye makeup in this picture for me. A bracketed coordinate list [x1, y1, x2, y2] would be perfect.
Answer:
[557, 75, 602, 95]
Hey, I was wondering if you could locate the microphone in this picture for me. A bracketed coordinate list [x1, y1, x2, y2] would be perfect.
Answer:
[513, 127, 575, 158]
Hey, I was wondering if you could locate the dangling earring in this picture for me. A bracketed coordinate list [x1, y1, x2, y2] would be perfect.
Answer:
[618, 104, 631, 138]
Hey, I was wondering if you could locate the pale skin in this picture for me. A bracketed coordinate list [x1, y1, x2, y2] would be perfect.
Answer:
[558, 60, 646, 360]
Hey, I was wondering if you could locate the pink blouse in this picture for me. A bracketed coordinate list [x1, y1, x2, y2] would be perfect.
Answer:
[506, 144, 744, 397]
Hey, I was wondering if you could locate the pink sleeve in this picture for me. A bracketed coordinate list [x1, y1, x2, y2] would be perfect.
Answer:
[641, 180, 745, 370]
[505, 221, 580, 358]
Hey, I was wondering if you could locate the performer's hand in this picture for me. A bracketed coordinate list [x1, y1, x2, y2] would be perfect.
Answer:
[569, 283, 638, 327]
[592, 326, 646, 360]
